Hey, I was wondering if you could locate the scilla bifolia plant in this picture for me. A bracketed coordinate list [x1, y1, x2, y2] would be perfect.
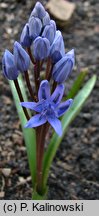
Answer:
[2, 2, 96, 199]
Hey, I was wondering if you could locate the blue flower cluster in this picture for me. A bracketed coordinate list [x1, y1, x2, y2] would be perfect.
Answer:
[21, 80, 73, 136]
[2, 2, 75, 83]
[2, 2, 75, 136]
[2, 42, 30, 80]
[20, 2, 75, 83]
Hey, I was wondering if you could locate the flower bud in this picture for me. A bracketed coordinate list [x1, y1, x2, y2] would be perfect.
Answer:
[50, 30, 65, 63]
[42, 12, 50, 27]
[2, 49, 19, 80]
[50, 20, 56, 32]
[20, 23, 32, 47]
[30, 7, 38, 18]
[52, 49, 75, 83]
[30, 2, 46, 19]
[42, 23, 56, 45]
[35, 2, 46, 19]
[33, 37, 50, 60]
[29, 17, 42, 40]
[65, 49, 75, 66]
[14, 41, 30, 73]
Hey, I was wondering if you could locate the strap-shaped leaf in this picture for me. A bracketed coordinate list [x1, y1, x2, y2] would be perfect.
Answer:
[9, 75, 36, 187]
[66, 68, 88, 99]
[42, 75, 96, 190]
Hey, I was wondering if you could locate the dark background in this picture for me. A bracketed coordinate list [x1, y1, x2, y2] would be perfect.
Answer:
[0, 0, 99, 199]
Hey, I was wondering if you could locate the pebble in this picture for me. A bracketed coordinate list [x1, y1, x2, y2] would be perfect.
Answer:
[6, 28, 13, 35]
[46, 0, 76, 26]
[0, 3, 8, 8]
[3, 96, 12, 105]
[0, 191, 5, 198]
[2, 168, 11, 177]
[19, 177, 26, 183]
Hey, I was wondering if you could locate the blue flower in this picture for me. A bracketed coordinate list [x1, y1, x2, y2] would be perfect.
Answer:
[2, 49, 19, 80]
[29, 17, 42, 40]
[42, 12, 50, 27]
[50, 20, 56, 32]
[33, 37, 50, 60]
[52, 49, 75, 83]
[20, 23, 32, 47]
[50, 30, 65, 63]
[42, 23, 56, 45]
[30, 2, 46, 19]
[20, 80, 73, 136]
[14, 41, 30, 73]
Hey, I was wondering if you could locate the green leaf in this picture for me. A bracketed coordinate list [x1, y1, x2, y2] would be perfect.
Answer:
[42, 75, 96, 190]
[32, 187, 48, 200]
[66, 68, 88, 99]
[9, 75, 36, 187]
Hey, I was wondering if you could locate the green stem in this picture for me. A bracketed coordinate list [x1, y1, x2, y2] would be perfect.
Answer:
[32, 188, 48, 200]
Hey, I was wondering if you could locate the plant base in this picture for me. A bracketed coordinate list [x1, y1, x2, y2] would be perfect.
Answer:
[32, 188, 48, 200]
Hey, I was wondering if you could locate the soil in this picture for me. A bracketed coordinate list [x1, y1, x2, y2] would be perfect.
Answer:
[0, 0, 99, 200]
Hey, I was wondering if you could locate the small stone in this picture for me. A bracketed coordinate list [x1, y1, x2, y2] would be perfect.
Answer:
[84, 1, 90, 8]
[3, 96, 12, 105]
[6, 14, 15, 22]
[0, 3, 8, 8]
[2, 168, 11, 177]
[20, 146, 26, 151]
[19, 177, 25, 183]
[0, 191, 5, 198]
[46, 0, 76, 26]
[6, 28, 12, 35]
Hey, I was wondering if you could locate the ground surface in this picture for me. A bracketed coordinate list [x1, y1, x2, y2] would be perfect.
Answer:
[0, 0, 99, 199]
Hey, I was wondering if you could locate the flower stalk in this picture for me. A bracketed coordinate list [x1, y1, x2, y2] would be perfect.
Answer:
[27, 47, 35, 64]
[45, 58, 52, 80]
[34, 61, 41, 94]
[14, 79, 30, 120]
[36, 125, 46, 194]
[2, 1, 77, 200]
[24, 71, 36, 101]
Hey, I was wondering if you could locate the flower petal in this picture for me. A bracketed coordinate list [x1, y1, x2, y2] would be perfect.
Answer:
[25, 114, 47, 128]
[29, 17, 42, 40]
[42, 23, 56, 45]
[14, 41, 30, 72]
[47, 115, 62, 136]
[30, 2, 46, 19]
[56, 99, 73, 117]
[20, 102, 37, 110]
[51, 84, 64, 106]
[50, 30, 65, 63]
[66, 49, 75, 67]
[20, 100, 45, 112]
[20, 23, 32, 48]
[33, 37, 50, 60]
[2, 49, 19, 80]
[38, 80, 50, 101]
[35, 2, 46, 19]
[42, 12, 50, 27]
[52, 50, 75, 83]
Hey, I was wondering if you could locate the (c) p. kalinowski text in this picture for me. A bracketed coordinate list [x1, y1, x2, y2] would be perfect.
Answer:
[32, 202, 84, 212]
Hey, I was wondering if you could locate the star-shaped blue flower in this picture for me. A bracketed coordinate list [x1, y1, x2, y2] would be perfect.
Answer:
[20, 80, 73, 136]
